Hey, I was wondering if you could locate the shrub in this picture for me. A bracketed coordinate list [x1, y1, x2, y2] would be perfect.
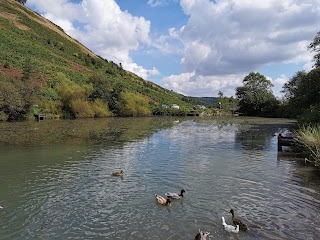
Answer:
[92, 99, 112, 118]
[0, 111, 8, 121]
[3, 62, 10, 68]
[0, 80, 25, 121]
[298, 104, 320, 124]
[117, 91, 151, 117]
[70, 99, 94, 118]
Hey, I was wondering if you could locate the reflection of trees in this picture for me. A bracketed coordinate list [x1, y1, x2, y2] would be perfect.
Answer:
[235, 123, 296, 151]
[0, 117, 173, 146]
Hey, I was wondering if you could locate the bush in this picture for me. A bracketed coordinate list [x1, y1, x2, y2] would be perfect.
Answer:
[92, 99, 112, 118]
[0, 111, 8, 121]
[0, 80, 25, 121]
[298, 104, 320, 124]
[70, 99, 94, 118]
[117, 91, 151, 117]
[3, 62, 10, 68]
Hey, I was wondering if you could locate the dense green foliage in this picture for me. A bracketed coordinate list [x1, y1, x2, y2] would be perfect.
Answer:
[282, 68, 320, 123]
[0, 0, 195, 120]
[308, 31, 320, 68]
[281, 31, 320, 124]
[181, 96, 217, 106]
[214, 95, 239, 113]
[236, 72, 278, 116]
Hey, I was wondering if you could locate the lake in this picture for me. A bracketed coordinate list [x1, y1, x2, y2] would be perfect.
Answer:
[0, 117, 320, 240]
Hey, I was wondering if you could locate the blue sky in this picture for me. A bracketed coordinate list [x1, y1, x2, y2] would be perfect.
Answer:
[26, 0, 320, 98]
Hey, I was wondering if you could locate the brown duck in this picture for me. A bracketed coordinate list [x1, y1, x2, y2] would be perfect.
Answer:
[194, 229, 210, 240]
[112, 170, 124, 177]
[229, 209, 249, 231]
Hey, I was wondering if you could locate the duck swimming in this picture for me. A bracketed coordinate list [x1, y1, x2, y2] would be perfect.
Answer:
[229, 209, 249, 231]
[112, 170, 124, 177]
[155, 194, 171, 206]
[0, 205, 3, 209]
[194, 229, 210, 240]
[165, 189, 185, 199]
[222, 216, 239, 233]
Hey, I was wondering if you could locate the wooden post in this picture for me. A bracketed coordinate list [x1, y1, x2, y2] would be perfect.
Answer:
[278, 134, 282, 151]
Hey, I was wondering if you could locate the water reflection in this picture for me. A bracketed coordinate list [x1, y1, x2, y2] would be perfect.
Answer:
[1, 117, 320, 240]
[0, 117, 172, 146]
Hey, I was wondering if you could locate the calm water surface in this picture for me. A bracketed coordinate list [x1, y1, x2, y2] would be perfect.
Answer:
[0, 117, 320, 240]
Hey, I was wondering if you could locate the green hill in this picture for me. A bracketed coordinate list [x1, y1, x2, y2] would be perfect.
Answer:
[0, 0, 201, 121]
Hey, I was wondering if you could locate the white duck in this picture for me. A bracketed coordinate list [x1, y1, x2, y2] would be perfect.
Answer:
[165, 189, 185, 199]
[155, 194, 171, 206]
[194, 229, 210, 240]
[222, 216, 239, 233]
[0, 205, 3, 209]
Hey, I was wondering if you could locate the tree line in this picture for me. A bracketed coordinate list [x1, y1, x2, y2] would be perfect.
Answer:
[234, 31, 320, 124]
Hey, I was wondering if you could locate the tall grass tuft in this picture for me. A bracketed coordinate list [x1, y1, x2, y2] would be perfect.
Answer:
[295, 125, 320, 166]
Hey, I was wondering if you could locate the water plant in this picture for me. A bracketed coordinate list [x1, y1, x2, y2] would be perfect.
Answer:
[295, 125, 320, 166]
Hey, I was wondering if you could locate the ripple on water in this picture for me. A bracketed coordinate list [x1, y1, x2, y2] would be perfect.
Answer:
[1, 119, 320, 240]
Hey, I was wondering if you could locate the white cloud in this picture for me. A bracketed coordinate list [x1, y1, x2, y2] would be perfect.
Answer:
[161, 72, 243, 97]
[147, 0, 179, 7]
[147, 0, 168, 7]
[126, 64, 160, 80]
[158, 0, 320, 96]
[27, 0, 157, 79]
[178, 0, 320, 76]
[267, 74, 289, 99]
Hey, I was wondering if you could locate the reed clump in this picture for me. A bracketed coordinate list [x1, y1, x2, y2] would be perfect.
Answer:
[295, 125, 320, 166]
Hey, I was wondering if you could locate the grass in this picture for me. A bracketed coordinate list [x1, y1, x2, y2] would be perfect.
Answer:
[295, 125, 320, 166]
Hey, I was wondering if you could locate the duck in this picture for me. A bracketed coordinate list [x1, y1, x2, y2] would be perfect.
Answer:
[229, 209, 249, 231]
[165, 189, 185, 199]
[112, 170, 124, 177]
[0, 205, 3, 209]
[155, 194, 171, 206]
[194, 229, 210, 240]
[222, 216, 239, 233]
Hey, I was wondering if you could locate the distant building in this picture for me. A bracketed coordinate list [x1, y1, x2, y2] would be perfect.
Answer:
[172, 104, 180, 109]
[194, 105, 206, 110]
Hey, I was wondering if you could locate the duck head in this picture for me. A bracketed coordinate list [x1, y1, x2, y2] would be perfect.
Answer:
[180, 189, 186, 196]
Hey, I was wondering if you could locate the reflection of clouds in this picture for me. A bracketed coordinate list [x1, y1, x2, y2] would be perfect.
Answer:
[156, 120, 239, 174]
[4, 118, 320, 239]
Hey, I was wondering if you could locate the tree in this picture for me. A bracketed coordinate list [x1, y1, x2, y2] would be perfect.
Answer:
[308, 31, 320, 68]
[282, 68, 320, 122]
[16, 0, 27, 5]
[236, 72, 278, 116]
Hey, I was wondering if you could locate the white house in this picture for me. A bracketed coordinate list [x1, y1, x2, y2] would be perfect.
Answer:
[172, 104, 180, 109]
[194, 105, 206, 110]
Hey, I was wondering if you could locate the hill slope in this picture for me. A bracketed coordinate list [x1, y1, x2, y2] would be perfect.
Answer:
[0, 0, 203, 120]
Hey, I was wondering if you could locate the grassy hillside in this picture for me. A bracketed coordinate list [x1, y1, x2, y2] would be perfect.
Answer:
[0, 0, 200, 120]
